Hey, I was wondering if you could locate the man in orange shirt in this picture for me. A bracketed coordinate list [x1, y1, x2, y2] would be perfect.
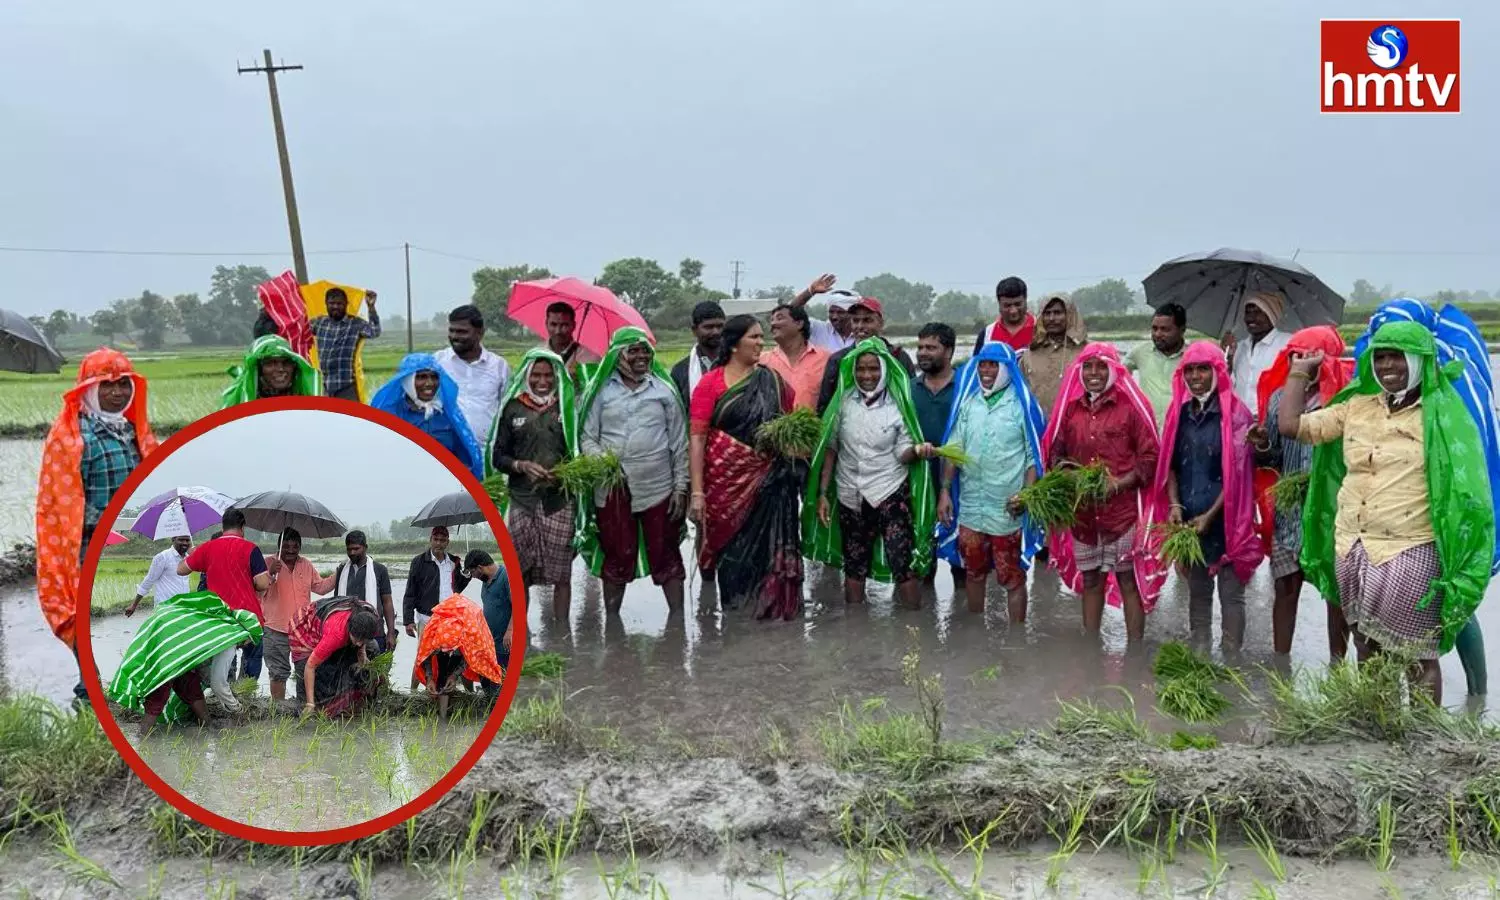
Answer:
[260, 527, 321, 702]
[762, 304, 829, 409]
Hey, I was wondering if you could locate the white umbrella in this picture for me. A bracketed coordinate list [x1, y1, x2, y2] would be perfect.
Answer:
[128, 486, 237, 540]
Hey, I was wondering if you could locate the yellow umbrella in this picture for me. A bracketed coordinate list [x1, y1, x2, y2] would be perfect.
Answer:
[299, 280, 374, 403]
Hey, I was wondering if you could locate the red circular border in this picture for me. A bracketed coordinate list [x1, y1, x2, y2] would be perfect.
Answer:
[75, 395, 528, 846]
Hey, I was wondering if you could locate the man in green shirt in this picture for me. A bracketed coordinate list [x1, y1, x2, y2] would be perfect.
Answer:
[1125, 302, 1187, 428]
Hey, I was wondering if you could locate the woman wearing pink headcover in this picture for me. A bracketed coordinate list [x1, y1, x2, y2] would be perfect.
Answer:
[1149, 341, 1265, 651]
[1043, 343, 1163, 643]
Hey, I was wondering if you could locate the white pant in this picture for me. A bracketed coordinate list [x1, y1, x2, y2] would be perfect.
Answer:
[208, 646, 242, 711]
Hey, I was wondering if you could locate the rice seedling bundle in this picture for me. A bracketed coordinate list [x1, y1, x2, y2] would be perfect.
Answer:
[1015, 470, 1078, 531]
[361, 651, 395, 681]
[552, 452, 624, 495]
[754, 407, 822, 458]
[1070, 462, 1111, 508]
[1268, 471, 1310, 512]
[932, 441, 973, 467]
[1153, 523, 1206, 568]
[1156, 671, 1230, 723]
[481, 474, 509, 510]
[1152, 641, 1232, 683]
[519, 651, 566, 679]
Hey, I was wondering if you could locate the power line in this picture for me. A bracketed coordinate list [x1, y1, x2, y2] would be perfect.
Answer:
[0, 244, 400, 258]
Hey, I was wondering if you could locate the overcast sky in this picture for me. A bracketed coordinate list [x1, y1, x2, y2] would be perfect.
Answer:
[2, 0, 1495, 320]
[127, 409, 465, 525]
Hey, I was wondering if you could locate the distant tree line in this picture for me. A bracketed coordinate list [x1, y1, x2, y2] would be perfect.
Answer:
[29, 264, 1500, 351]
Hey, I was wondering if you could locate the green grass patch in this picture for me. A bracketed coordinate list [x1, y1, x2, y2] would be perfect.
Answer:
[0, 697, 124, 830]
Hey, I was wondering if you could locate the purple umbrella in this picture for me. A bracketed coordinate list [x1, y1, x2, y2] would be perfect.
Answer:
[129, 486, 237, 540]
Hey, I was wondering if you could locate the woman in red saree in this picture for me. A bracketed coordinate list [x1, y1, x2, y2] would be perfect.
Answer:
[688, 315, 806, 620]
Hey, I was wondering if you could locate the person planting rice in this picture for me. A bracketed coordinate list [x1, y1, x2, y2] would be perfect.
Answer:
[1042, 344, 1161, 642]
[219, 334, 321, 407]
[35, 348, 160, 710]
[402, 527, 470, 690]
[1280, 321, 1495, 704]
[1153, 342, 1264, 653]
[688, 315, 807, 619]
[370, 352, 486, 480]
[1249, 325, 1354, 659]
[108, 590, 262, 737]
[935, 341, 1044, 622]
[289, 597, 385, 717]
[413, 593, 506, 721]
[576, 327, 689, 618]
[804, 339, 937, 610]
[462, 550, 516, 698]
[492, 349, 576, 628]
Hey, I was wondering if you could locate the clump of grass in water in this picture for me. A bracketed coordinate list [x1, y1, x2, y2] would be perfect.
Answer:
[1152, 522, 1206, 568]
[1152, 642, 1239, 724]
[552, 452, 624, 495]
[0, 696, 123, 822]
[520, 651, 566, 679]
[754, 406, 822, 457]
[1168, 730, 1219, 751]
[1268, 471, 1309, 511]
[1263, 651, 1498, 743]
[1052, 690, 1151, 743]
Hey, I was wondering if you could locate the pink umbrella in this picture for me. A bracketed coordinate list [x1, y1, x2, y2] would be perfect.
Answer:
[507, 277, 654, 357]
[106, 530, 128, 546]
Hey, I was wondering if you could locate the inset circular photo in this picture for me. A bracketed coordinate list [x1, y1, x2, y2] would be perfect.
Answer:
[76, 399, 524, 841]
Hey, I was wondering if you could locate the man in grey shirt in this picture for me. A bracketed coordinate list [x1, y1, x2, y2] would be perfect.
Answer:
[579, 336, 689, 616]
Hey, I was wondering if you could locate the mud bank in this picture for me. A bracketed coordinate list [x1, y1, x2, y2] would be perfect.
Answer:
[0, 542, 35, 587]
[0, 422, 187, 440]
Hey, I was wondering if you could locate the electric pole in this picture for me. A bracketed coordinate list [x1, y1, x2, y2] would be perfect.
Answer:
[238, 49, 308, 284]
[730, 260, 745, 299]
[404, 242, 414, 352]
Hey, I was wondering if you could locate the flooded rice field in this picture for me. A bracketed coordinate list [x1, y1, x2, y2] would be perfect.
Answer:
[128, 711, 480, 831]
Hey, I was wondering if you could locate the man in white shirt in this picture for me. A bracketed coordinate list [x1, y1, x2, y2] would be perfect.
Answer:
[433, 304, 509, 445]
[1223, 290, 1292, 417]
[124, 535, 192, 617]
[788, 273, 856, 353]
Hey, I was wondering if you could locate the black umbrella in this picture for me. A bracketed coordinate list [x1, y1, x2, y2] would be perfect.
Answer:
[409, 491, 486, 528]
[0, 308, 65, 373]
[1142, 248, 1346, 338]
[232, 490, 347, 539]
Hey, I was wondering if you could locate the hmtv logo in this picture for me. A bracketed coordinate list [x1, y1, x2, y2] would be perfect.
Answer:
[1321, 19, 1461, 112]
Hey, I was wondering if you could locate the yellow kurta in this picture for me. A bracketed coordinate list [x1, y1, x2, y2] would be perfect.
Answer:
[1296, 393, 1433, 564]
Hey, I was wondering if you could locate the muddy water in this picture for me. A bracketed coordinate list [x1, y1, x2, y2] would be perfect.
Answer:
[3, 840, 1498, 899]
[0, 438, 41, 548]
[129, 715, 480, 831]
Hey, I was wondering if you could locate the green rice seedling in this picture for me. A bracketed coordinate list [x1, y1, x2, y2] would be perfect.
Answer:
[1152, 641, 1230, 682]
[444, 849, 472, 900]
[1152, 522, 1205, 568]
[482, 473, 510, 510]
[1156, 671, 1230, 724]
[1053, 693, 1152, 743]
[142, 864, 166, 900]
[231, 677, 259, 700]
[1188, 799, 1226, 896]
[762, 723, 791, 761]
[1100, 770, 1156, 850]
[932, 441, 973, 467]
[520, 651, 567, 679]
[552, 451, 624, 495]
[755, 406, 823, 458]
[1249, 881, 1279, 900]
[1015, 469, 1078, 531]
[1268, 471, 1309, 511]
[1044, 789, 1095, 890]
[1167, 730, 1218, 750]
[1133, 843, 1166, 896]
[1071, 461, 1111, 508]
[1372, 796, 1396, 871]
[48, 813, 121, 890]
[1380, 877, 1404, 899]
[1246, 819, 1287, 883]
[351, 853, 375, 900]
[1448, 796, 1466, 871]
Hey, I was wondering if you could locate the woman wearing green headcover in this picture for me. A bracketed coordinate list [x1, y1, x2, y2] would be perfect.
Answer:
[220, 334, 321, 407]
[804, 339, 938, 609]
[491, 348, 577, 625]
[1279, 321, 1494, 703]
[576, 327, 689, 616]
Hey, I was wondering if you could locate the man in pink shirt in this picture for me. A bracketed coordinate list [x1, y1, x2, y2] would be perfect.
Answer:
[260, 527, 321, 702]
[762, 303, 829, 410]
